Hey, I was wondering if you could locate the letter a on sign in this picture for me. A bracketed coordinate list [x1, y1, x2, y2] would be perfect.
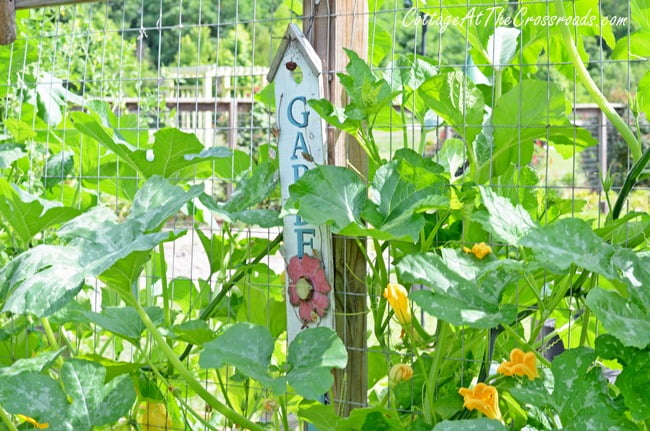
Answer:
[267, 24, 334, 345]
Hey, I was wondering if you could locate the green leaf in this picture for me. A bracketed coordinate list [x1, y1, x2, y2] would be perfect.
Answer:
[595, 212, 650, 248]
[587, 248, 650, 349]
[299, 401, 338, 431]
[476, 186, 536, 245]
[93, 374, 138, 427]
[612, 31, 650, 60]
[200, 162, 280, 227]
[0, 372, 69, 427]
[433, 419, 506, 431]
[59, 207, 176, 277]
[308, 99, 361, 136]
[199, 323, 276, 388]
[485, 81, 568, 177]
[62, 359, 136, 430]
[0, 360, 135, 431]
[0, 177, 201, 316]
[72, 111, 231, 178]
[397, 252, 516, 328]
[0, 349, 63, 377]
[633, 0, 650, 30]
[254, 82, 275, 109]
[550, 348, 632, 427]
[435, 138, 466, 181]
[639, 71, 650, 120]
[0, 245, 85, 317]
[339, 49, 394, 120]
[139, 128, 231, 178]
[0, 144, 26, 168]
[287, 327, 348, 400]
[82, 306, 163, 343]
[418, 72, 485, 146]
[519, 218, 616, 277]
[287, 165, 367, 235]
[586, 288, 650, 349]
[61, 177, 201, 279]
[43, 150, 74, 189]
[563, 408, 637, 431]
[0, 178, 81, 247]
[172, 320, 216, 345]
[486, 27, 520, 70]
[363, 149, 448, 241]
[127, 176, 203, 232]
[617, 350, 650, 420]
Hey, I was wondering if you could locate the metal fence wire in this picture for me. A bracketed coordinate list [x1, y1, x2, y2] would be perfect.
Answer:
[0, 0, 648, 430]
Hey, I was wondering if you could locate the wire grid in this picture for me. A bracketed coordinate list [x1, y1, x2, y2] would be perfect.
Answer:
[0, 0, 648, 429]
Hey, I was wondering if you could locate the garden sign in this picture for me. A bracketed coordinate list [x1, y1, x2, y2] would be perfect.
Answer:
[267, 23, 334, 344]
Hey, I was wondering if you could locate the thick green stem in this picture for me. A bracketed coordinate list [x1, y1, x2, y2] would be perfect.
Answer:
[158, 243, 171, 329]
[423, 322, 449, 424]
[0, 408, 19, 431]
[40, 318, 65, 368]
[554, 0, 642, 162]
[132, 302, 265, 431]
[612, 145, 650, 220]
[279, 395, 290, 431]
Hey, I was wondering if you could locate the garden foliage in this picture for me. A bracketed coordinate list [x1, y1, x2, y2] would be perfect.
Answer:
[0, 1, 649, 430]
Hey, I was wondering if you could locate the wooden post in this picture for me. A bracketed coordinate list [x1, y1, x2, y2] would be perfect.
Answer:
[0, 0, 16, 45]
[303, 0, 368, 415]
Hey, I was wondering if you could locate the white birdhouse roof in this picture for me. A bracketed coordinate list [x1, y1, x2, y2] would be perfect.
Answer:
[267, 23, 322, 82]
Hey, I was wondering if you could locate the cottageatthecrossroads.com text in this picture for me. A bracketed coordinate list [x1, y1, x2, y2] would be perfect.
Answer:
[402, 6, 628, 31]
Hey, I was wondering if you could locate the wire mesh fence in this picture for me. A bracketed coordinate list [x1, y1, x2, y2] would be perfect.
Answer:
[0, 0, 648, 430]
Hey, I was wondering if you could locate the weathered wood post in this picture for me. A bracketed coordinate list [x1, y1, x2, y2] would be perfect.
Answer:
[303, 0, 369, 415]
[0, 0, 16, 45]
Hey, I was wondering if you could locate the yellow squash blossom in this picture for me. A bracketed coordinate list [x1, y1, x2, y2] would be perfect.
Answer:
[383, 283, 411, 326]
[463, 242, 492, 260]
[16, 414, 49, 429]
[388, 363, 414, 385]
[138, 402, 173, 431]
[458, 383, 502, 420]
[497, 348, 540, 380]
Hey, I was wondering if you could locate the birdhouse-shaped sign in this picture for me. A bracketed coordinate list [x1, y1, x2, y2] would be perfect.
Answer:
[267, 24, 334, 344]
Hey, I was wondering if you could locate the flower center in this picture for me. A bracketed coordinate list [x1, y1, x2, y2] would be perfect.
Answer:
[295, 277, 313, 301]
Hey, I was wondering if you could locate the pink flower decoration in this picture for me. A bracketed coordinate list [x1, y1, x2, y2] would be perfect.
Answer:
[287, 254, 331, 323]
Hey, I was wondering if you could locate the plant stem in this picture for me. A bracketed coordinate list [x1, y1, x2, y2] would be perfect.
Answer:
[0, 408, 18, 431]
[612, 145, 650, 220]
[554, 0, 642, 162]
[423, 321, 448, 424]
[142, 356, 219, 431]
[158, 243, 171, 329]
[279, 395, 290, 431]
[400, 87, 409, 149]
[132, 301, 265, 431]
[40, 318, 65, 368]
[179, 233, 282, 361]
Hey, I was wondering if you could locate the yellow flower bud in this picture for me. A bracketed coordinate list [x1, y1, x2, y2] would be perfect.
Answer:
[463, 242, 492, 260]
[388, 363, 414, 385]
[383, 283, 412, 326]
